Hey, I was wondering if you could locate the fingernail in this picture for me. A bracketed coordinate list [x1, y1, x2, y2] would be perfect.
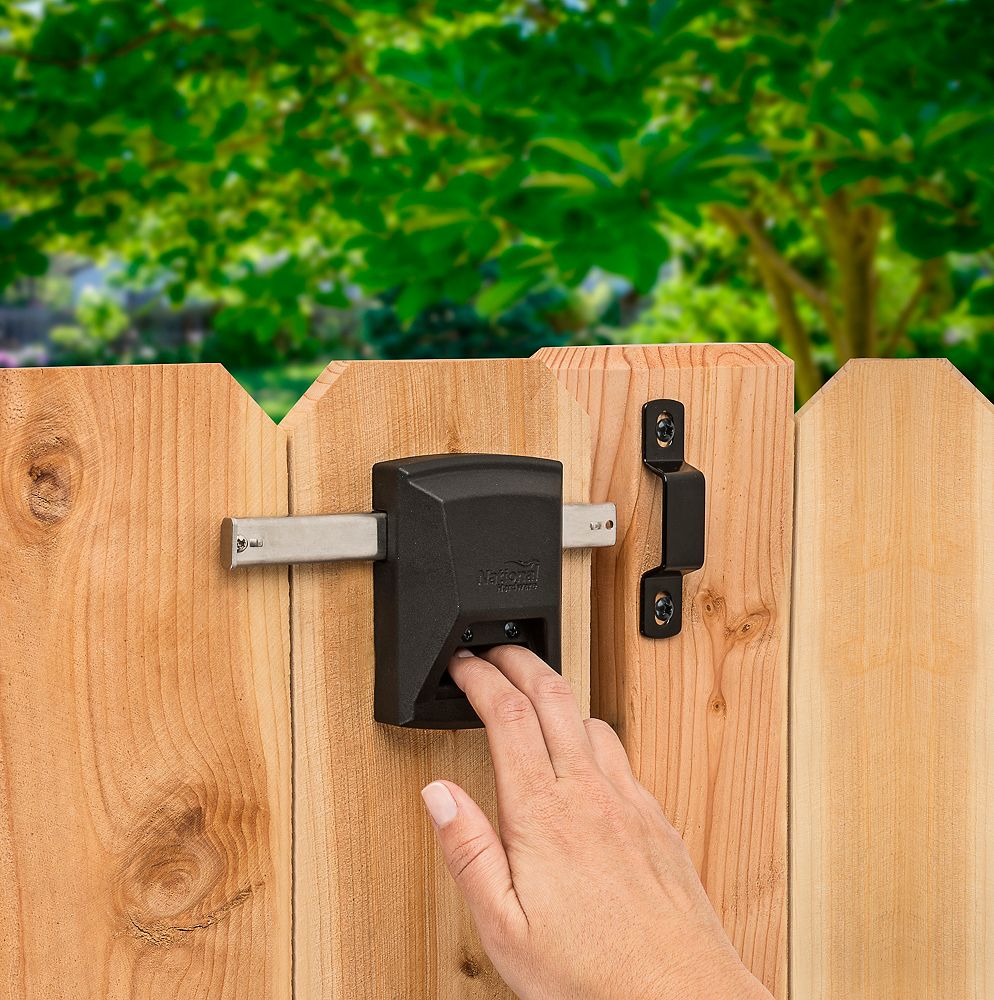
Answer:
[453, 648, 474, 658]
[421, 782, 458, 828]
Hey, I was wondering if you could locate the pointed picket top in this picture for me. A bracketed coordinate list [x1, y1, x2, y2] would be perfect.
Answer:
[279, 358, 351, 431]
[797, 356, 994, 423]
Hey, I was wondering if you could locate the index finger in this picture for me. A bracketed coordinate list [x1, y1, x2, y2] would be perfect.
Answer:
[448, 651, 556, 796]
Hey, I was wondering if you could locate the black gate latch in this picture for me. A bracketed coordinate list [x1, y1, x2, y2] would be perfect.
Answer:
[221, 453, 615, 728]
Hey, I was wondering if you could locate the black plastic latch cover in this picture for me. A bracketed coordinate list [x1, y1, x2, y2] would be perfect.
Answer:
[372, 454, 563, 729]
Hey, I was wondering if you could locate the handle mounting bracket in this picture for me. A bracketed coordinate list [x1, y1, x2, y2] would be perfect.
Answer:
[640, 400, 706, 639]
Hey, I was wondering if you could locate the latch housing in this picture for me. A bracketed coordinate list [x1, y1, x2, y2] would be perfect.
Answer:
[373, 454, 563, 728]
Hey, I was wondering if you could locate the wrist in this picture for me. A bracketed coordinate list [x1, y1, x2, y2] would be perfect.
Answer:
[732, 970, 774, 1000]
[649, 958, 772, 1000]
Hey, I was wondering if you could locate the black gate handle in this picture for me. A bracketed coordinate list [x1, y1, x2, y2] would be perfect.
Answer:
[639, 400, 706, 638]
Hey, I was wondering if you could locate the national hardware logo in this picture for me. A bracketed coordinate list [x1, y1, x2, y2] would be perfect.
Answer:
[477, 559, 540, 593]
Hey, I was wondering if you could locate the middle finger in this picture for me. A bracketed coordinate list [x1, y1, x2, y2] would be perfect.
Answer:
[479, 644, 595, 778]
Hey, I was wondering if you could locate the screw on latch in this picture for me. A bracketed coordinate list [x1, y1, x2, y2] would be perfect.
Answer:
[504, 622, 520, 640]
[654, 592, 675, 627]
[235, 535, 263, 553]
[461, 628, 474, 643]
[656, 411, 676, 447]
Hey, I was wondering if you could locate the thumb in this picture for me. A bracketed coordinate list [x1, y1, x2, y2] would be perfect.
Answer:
[421, 780, 521, 928]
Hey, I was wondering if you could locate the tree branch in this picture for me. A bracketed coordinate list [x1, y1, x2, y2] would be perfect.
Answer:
[349, 57, 458, 137]
[753, 253, 823, 403]
[0, 17, 222, 68]
[712, 205, 829, 310]
[881, 258, 942, 357]
[712, 202, 846, 358]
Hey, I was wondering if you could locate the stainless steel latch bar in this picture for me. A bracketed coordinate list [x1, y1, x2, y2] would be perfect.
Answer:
[222, 503, 617, 570]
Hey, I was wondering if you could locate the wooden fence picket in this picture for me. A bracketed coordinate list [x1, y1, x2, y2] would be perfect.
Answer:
[0, 365, 291, 998]
[791, 359, 994, 998]
[537, 344, 794, 999]
[284, 358, 591, 999]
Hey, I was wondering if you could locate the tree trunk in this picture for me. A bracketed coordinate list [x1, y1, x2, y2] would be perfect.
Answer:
[754, 255, 822, 403]
[823, 192, 882, 359]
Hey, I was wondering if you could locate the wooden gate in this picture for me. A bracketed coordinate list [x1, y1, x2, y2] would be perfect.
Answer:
[0, 351, 990, 999]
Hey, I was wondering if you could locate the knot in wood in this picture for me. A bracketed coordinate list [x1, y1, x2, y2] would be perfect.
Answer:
[460, 953, 483, 978]
[732, 609, 772, 644]
[117, 786, 259, 948]
[700, 591, 725, 620]
[20, 435, 81, 526]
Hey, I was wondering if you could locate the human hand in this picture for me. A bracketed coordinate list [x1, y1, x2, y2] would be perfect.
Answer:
[420, 645, 773, 1000]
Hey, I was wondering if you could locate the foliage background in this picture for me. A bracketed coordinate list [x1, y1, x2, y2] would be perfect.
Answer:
[1, 0, 992, 417]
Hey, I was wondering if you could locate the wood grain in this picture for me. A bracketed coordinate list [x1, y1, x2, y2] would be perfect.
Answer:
[537, 344, 793, 998]
[791, 359, 994, 998]
[284, 358, 590, 999]
[0, 365, 291, 1000]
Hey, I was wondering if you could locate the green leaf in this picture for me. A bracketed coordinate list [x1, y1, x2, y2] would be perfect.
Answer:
[500, 244, 548, 275]
[650, 0, 679, 31]
[466, 221, 500, 258]
[894, 218, 956, 258]
[650, 0, 713, 35]
[820, 159, 899, 196]
[402, 210, 475, 233]
[17, 246, 48, 277]
[969, 283, 994, 316]
[523, 172, 599, 193]
[598, 225, 669, 293]
[395, 282, 437, 322]
[212, 102, 248, 142]
[152, 113, 201, 148]
[530, 137, 616, 179]
[187, 218, 211, 243]
[442, 267, 482, 302]
[477, 274, 542, 316]
[176, 142, 216, 163]
[416, 222, 470, 255]
[923, 109, 991, 148]
[211, 0, 261, 31]
[149, 176, 190, 197]
[118, 159, 146, 186]
[319, 7, 358, 35]
[836, 92, 882, 126]
[5, 104, 38, 138]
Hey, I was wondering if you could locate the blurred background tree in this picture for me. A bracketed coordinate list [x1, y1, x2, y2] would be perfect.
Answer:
[1, 0, 992, 408]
